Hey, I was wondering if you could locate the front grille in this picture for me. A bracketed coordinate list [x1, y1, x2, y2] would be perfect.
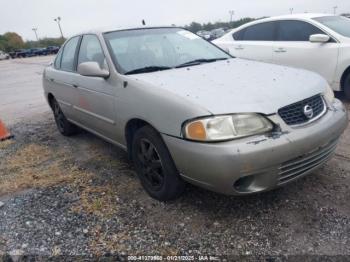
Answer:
[278, 95, 326, 126]
[278, 140, 338, 184]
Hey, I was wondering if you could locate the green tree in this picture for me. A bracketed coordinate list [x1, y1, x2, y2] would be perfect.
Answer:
[186, 22, 202, 33]
[0, 35, 8, 51]
[3, 32, 24, 51]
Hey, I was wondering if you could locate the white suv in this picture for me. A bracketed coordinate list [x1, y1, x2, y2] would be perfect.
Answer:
[213, 14, 350, 99]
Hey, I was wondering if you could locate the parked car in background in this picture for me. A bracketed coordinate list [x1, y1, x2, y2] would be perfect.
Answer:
[45, 46, 60, 55]
[210, 28, 226, 40]
[0, 50, 10, 60]
[213, 14, 350, 99]
[12, 49, 31, 58]
[196, 30, 212, 40]
[29, 48, 48, 56]
[43, 27, 347, 201]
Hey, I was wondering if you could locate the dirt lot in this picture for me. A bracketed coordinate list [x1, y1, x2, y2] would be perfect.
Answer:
[0, 57, 350, 259]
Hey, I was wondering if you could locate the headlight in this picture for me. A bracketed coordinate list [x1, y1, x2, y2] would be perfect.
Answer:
[183, 114, 273, 142]
[323, 85, 335, 104]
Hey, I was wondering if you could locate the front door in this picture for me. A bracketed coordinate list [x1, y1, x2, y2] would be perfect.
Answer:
[73, 34, 118, 140]
[272, 20, 339, 86]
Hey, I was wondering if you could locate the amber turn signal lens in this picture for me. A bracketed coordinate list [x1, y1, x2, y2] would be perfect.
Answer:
[186, 121, 206, 140]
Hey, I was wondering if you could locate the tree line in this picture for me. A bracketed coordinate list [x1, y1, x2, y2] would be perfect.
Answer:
[0, 32, 65, 52]
[184, 17, 259, 33]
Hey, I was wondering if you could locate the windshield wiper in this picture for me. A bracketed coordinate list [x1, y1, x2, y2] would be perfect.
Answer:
[175, 58, 229, 68]
[125, 66, 172, 75]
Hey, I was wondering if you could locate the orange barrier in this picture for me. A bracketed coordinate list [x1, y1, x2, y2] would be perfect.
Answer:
[0, 120, 13, 141]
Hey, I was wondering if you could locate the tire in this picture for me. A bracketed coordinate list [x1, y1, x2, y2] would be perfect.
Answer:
[131, 126, 185, 201]
[51, 98, 79, 136]
[344, 73, 350, 100]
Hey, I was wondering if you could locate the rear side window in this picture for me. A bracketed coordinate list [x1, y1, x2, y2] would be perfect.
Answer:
[61, 36, 80, 71]
[54, 48, 63, 69]
[241, 22, 276, 41]
[232, 30, 245, 40]
[277, 20, 324, 41]
[78, 35, 106, 68]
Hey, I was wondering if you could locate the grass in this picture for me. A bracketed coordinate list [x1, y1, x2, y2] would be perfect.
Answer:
[0, 139, 14, 149]
[0, 135, 143, 255]
[71, 184, 119, 217]
[0, 143, 89, 196]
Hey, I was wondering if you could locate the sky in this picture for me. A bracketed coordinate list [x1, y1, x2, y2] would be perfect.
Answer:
[1, 0, 349, 41]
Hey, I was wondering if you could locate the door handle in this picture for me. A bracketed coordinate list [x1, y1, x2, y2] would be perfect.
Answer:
[73, 84, 78, 88]
[274, 48, 287, 53]
[234, 45, 244, 50]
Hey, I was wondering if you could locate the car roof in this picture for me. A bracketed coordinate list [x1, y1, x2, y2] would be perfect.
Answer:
[76, 26, 183, 37]
[247, 13, 335, 25]
[268, 13, 333, 20]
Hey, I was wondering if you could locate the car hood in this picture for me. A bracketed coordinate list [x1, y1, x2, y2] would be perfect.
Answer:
[128, 58, 327, 115]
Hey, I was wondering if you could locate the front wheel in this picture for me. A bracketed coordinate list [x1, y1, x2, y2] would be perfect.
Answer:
[344, 73, 350, 100]
[131, 126, 185, 201]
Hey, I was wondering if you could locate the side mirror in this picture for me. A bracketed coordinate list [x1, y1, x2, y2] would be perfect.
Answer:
[77, 62, 109, 78]
[309, 34, 330, 43]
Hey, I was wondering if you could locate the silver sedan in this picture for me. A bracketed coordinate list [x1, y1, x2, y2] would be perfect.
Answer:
[42, 27, 348, 201]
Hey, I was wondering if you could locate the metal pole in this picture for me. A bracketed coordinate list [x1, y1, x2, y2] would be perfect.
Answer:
[229, 10, 235, 23]
[32, 28, 39, 41]
[54, 17, 64, 38]
[289, 8, 294, 14]
[333, 6, 338, 15]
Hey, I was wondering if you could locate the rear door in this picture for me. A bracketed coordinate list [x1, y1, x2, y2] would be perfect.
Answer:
[272, 20, 339, 85]
[228, 22, 276, 63]
[47, 36, 81, 120]
[74, 34, 118, 140]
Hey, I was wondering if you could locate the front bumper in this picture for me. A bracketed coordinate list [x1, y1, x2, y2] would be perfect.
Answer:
[162, 99, 348, 195]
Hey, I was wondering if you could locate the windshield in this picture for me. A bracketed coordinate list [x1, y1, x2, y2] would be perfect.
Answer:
[104, 28, 230, 74]
[314, 16, 350, 38]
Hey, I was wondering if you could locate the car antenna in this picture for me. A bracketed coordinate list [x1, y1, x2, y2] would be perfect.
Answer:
[142, 19, 146, 26]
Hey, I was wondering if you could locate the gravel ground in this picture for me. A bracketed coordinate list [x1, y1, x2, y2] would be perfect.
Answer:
[0, 58, 350, 260]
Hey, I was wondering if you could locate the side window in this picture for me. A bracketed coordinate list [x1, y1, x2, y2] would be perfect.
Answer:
[232, 29, 245, 40]
[54, 48, 63, 69]
[242, 22, 276, 41]
[61, 36, 80, 71]
[277, 20, 324, 41]
[78, 35, 106, 68]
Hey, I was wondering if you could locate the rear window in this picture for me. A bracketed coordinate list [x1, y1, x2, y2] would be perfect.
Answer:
[232, 30, 244, 40]
[54, 48, 63, 69]
[239, 22, 276, 41]
[61, 36, 80, 72]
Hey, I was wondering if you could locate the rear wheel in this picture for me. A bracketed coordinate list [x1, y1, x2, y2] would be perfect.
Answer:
[344, 73, 350, 100]
[51, 98, 79, 136]
[131, 126, 185, 201]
